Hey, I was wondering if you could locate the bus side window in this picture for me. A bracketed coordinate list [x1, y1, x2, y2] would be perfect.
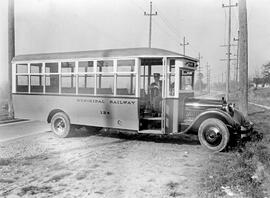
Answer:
[45, 75, 59, 93]
[116, 59, 136, 96]
[96, 74, 114, 95]
[61, 75, 76, 94]
[78, 75, 95, 95]
[30, 75, 44, 93]
[16, 63, 28, 93]
[45, 63, 59, 93]
[116, 74, 135, 96]
[16, 75, 28, 93]
[30, 63, 43, 93]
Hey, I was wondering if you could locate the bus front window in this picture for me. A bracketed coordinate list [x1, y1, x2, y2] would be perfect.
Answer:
[180, 70, 194, 91]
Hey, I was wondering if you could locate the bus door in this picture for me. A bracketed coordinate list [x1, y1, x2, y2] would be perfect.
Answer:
[163, 58, 181, 134]
[139, 58, 164, 132]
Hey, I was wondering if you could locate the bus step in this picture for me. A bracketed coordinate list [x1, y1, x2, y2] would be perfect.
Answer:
[138, 129, 163, 134]
[142, 117, 162, 121]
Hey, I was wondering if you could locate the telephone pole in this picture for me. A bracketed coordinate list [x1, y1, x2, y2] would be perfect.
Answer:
[239, 0, 248, 117]
[180, 36, 189, 56]
[222, 0, 238, 101]
[206, 62, 211, 94]
[222, 72, 224, 84]
[144, 1, 157, 48]
[8, 0, 15, 119]
[233, 31, 240, 83]
[197, 53, 203, 93]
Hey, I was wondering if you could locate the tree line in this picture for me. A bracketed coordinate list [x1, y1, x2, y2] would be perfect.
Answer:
[253, 62, 270, 87]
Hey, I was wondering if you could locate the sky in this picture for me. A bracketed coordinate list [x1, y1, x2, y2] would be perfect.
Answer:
[0, 0, 270, 87]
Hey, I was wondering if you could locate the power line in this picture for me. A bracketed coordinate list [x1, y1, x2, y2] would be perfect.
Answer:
[151, 19, 180, 45]
[153, 6, 182, 39]
[129, 0, 145, 12]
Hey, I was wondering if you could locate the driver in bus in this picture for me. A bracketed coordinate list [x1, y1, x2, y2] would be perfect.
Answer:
[150, 73, 162, 116]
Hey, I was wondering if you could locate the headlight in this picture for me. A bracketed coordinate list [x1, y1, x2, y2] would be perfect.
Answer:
[225, 103, 235, 116]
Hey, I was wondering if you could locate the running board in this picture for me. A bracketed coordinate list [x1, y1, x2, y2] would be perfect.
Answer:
[138, 129, 163, 134]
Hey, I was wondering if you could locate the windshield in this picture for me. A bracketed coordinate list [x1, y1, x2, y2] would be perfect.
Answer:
[180, 70, 194, 91]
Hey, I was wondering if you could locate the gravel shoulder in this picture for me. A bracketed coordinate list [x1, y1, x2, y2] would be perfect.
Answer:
[0, 130, 210, 198]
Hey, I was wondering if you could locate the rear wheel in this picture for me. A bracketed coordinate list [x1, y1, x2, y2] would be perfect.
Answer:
[51, 112, 72, 138]
[198, 118, 230, 152]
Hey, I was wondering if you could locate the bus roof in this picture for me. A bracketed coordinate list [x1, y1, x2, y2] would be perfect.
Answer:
[12, 48, 198, 62]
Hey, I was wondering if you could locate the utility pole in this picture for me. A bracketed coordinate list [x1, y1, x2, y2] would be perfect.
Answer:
[180, 36, 189, 56]
[239, 0, 248, 117]
[233, 31, 240, 83]
[222, 72, 224, 84]
[222, 0, 238, 101]
[197, 53, 203, 93]
[8, 0, 15, 119]
[144, 1, 157, 48]
[206, 62, 210, 94]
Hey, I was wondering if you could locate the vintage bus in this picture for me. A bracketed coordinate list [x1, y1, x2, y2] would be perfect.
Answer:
[12, 48, 253, 152]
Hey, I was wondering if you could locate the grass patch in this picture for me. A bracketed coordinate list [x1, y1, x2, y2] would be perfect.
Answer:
[75, 171, 88, 180]
[166, 181, 179, 189]
[0, 178, 15, 183]
[105, 171, 113, 176]
[18, 186, 53, 196]
[46, 172, 72, 183]
[0, 158, 12, 166]
[200, 139, 270, 198]
[166, 181, 183, 197]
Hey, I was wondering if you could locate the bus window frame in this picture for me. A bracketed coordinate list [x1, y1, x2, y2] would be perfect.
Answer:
[13, 57, 140, 98]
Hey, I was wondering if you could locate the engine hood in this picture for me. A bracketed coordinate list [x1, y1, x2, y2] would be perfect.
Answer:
[185, 97, 225, 110]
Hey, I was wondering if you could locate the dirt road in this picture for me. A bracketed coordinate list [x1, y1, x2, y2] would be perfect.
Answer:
[0, 129, 210, 198]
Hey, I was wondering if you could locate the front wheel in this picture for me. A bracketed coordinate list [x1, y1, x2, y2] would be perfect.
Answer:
[51, 112, 72, 138]
[198, 118, 230, 152]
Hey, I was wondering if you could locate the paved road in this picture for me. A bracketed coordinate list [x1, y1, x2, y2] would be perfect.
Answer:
[0, 120, 50, 142]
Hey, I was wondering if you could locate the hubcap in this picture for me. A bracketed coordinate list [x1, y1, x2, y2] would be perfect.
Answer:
[54, 118, 66, 135]
[203, 126, 222, 147]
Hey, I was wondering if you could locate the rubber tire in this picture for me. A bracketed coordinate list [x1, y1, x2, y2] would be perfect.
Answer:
[51, 112, 72, 138]
[198, 118, 230, 152]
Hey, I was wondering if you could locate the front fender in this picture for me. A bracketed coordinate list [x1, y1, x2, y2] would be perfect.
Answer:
[184, 108, 240, 133]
